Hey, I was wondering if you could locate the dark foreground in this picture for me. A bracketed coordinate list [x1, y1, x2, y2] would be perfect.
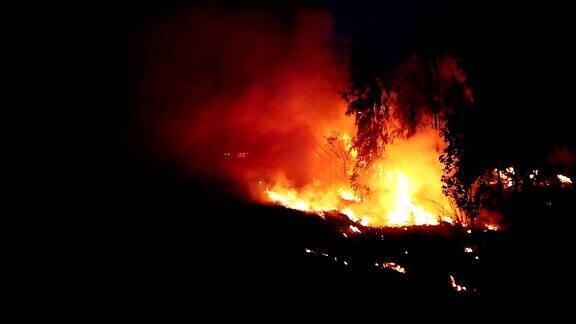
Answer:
[95, 163, 575, 312]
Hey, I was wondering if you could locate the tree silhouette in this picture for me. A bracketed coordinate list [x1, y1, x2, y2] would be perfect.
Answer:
[440, 76, 485, 223]
[341, 34, 394, 189]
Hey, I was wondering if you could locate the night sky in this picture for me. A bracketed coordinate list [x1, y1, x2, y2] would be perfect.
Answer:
[102, 0, 575, 163]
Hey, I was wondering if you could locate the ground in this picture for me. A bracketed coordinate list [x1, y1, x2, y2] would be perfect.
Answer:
[100, 161, 575, 310]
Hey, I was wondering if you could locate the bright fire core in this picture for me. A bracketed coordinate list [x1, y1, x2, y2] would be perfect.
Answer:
[262, 128, 458, 227]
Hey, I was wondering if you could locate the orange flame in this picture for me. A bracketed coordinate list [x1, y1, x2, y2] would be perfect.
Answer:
[557, 174, 572, 185]
[449, 275, 469, 292]
[138, 8, 478, 229]
[262, 127, 458, 227]
[376, 261, 407, 274]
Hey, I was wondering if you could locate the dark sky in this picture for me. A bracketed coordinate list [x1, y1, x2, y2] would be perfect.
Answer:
[82, 0, 575, 173]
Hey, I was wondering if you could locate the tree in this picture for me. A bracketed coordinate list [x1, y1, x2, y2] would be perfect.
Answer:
[341, 34, 395, 190]
[440, 76, 485, 224]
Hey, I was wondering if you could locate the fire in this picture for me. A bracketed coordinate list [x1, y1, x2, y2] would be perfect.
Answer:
[337, 188, 361, 203]
[495, 167, 515, 188]
[386, 171, 439, 226]
[349, 225, 362, 233]
[485, 224, 499, 231]
[557, 174, 572, 185]
[449, 275, 469, 292]
[139, 6, 487, 230]
[263, 128, 457, 227]
[375, 261, 407, 274]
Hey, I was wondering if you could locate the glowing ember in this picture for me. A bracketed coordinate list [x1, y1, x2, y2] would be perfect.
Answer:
[441, 216, 454, 224]
[557, 174, 572, 185]
[375, 261, 407, 274]
[349, 225, 362, 233]
[497, 167, 515, 188]
[449, 275, 469, 292]
[304, 248, 350, 267]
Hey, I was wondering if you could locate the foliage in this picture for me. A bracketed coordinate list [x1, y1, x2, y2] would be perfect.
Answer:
[440, 76, 484, 220]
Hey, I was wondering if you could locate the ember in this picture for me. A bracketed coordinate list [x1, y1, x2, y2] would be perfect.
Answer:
[557, 174, 572, 185]
[349, 225, 362, 233]
[120, 0, 576, 306]
[304, 248, 350, 267]
[376, 261, 407, 274]
[449, 275, 470, 293]
[485, 224, 498, 231]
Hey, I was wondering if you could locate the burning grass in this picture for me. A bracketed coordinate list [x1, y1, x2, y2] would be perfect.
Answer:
[261, 128, 464, 228]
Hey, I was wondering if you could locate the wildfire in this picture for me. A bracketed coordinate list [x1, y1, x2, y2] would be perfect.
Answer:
[263, 129, 458, 227]
[143, 8, 504, 230]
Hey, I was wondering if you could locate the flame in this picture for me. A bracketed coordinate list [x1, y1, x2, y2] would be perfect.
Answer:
[557, 174, 572, 185]
[263, 128, 457, 227]
[386, 171, 439, 226]
[337, 188, 361, 203]
[376, 261, 407, 274]
[349, 225, 362, 233]
[449, 275, 468, 292]
[485, 224, 499, 231]
[496, 167, 515, 188]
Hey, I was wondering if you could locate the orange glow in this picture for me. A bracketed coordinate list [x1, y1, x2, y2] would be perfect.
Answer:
[263, 128, 458, 227]
[376, 261, 407, 274]
[449, 275, 469, 292]
[139, 8, 479, 229]
[497, 167, 515, 188]
[485, 224, 499, 231]
[349, 225, 362, 233]
[557, 174, 572, 185]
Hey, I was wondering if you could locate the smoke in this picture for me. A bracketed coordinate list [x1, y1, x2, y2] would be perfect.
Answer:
[134, 5, 353, 187]
[548, 146, 575, 171]
[393, 54, 473, 132]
